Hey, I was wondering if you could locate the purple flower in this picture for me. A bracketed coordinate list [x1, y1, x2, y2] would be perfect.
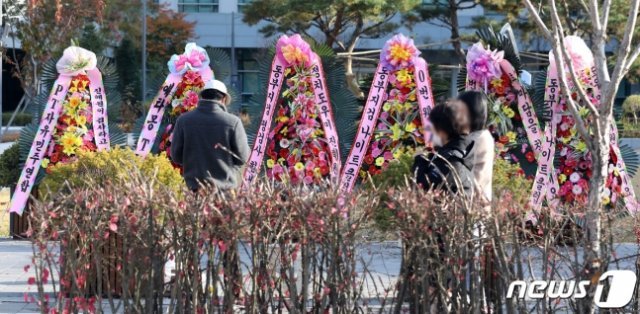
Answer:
[466, 42, 504, 87]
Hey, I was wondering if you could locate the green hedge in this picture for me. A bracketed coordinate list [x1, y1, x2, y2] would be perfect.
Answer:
[0, 144, 21, 188]
[2, 112, 33, 126]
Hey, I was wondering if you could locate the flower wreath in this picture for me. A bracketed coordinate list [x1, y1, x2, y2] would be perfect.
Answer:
[340, 34, 436, 193]
[11, 46, 112, 214]
[136, 43, 213, 165]
[243, 34, 342, 186]
[534, 36, 638, 213]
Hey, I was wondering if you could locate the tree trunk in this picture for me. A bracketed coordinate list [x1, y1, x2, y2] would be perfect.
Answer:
[448, 0, 466, 64]
[582, 118, 611, 312]
[344, 38, 364, 99]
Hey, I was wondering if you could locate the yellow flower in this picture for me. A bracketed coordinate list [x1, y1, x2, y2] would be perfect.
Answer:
[375, 157, 385, 167]
[575, 141, 587, 152]
[77, 100, 88, 111]
[403, 102, 413, 111]
[408, 93, 416, 102]
[506, 131, 517, 143]
[266, 159, 275, 169]
[68, 96, 81, 109]
[393, 149, 403, 159]
[559, 174, 567, 183]
[294, 162, 304, 171]
[502, 106, 515, 118]
[491, 78, 503, 87]
[396, 69, 411, 84]
[390, 124, 404, 141]
[60, 132, 82, 156]
[602, 196, 610, 205]
[75, 115, 87, 126]
[405, 122, 416, 133]
[383, 103, 392, 112]
[389, 44, 412, 64]
[277, 116, 289, 123]
[41, 158, 50, 169]
[313, 167, 322, 178]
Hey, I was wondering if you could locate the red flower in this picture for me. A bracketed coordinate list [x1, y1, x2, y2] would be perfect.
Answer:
[525, 151, 535, 163]
[364, 155, 374, 165]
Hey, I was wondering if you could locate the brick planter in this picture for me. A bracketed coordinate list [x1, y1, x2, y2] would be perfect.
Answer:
[9, 187, 35, 240]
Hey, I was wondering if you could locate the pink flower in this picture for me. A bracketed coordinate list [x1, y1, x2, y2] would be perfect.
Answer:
[371, 146, 382, 158]
[303, 176, 314, 184]
[549, 35, 593, 72]
[182, 90, 199, 108]
[466, 42, 504, 88]
[168, 43, 211, 74]
[381, 34, 420, 70]
[276, 34, 313, 67]
[273, 164, 284, 175]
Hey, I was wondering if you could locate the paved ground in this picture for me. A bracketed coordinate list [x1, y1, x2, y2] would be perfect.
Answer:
[0, 239, 638, 313]
[0, 240, 41, 313]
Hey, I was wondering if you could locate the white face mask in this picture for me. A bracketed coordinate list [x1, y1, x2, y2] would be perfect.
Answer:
[431, 133, 443, 147]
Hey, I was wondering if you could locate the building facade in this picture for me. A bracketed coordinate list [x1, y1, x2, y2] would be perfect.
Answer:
[160, 0, 484, 103]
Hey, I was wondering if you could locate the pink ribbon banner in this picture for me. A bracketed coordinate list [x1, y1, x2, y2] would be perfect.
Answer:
[500, 60, 544, 155]
[414, 57, 436, 143]
[87, 68, 110, 151]
[9, 76, 72, 214]
[339, 64, 390, 193]
[529, 68, 561, 211]
[310, 54, 342, 181]
[588, 66, 639, 213]
[135, 74, 181, 156]
[242, 57, 286, 186]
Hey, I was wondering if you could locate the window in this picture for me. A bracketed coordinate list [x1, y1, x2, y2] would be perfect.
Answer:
[237, 49, 259, 105]
[238, 0, 253, 13]
[178, 0, 219, 13]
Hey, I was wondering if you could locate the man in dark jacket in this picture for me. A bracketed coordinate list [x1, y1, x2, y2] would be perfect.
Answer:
[171, 79, 249, 190]
[413, 102, 475, 195]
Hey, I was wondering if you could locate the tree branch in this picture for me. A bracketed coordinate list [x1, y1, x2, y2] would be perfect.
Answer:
[603, 0, 640, 118]
[550, 0, 599, 116]
[600, 0, 611, 31]
[523, 0, 593, 147]
[521, 0, 551, 38]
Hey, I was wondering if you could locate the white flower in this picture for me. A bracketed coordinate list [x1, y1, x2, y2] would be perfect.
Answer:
[56, 46, 97, 76]
[569, 172, 581, 183]
[172, 99, 181, 108]
[572, 185, 583, 195]
[280, 139, 290, 148]
[560, 147, 568, 156]
[603, 188, 611, 197]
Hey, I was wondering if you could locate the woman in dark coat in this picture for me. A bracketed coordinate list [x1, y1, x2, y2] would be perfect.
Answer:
[413, 101, 475, 195]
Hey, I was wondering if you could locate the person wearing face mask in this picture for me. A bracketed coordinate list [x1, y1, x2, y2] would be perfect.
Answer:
[412, 101, 475, 195]
[456, 91, 494, 203]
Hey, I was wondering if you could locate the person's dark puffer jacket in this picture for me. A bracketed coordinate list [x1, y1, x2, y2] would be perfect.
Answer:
[412, 135, 475, 195]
